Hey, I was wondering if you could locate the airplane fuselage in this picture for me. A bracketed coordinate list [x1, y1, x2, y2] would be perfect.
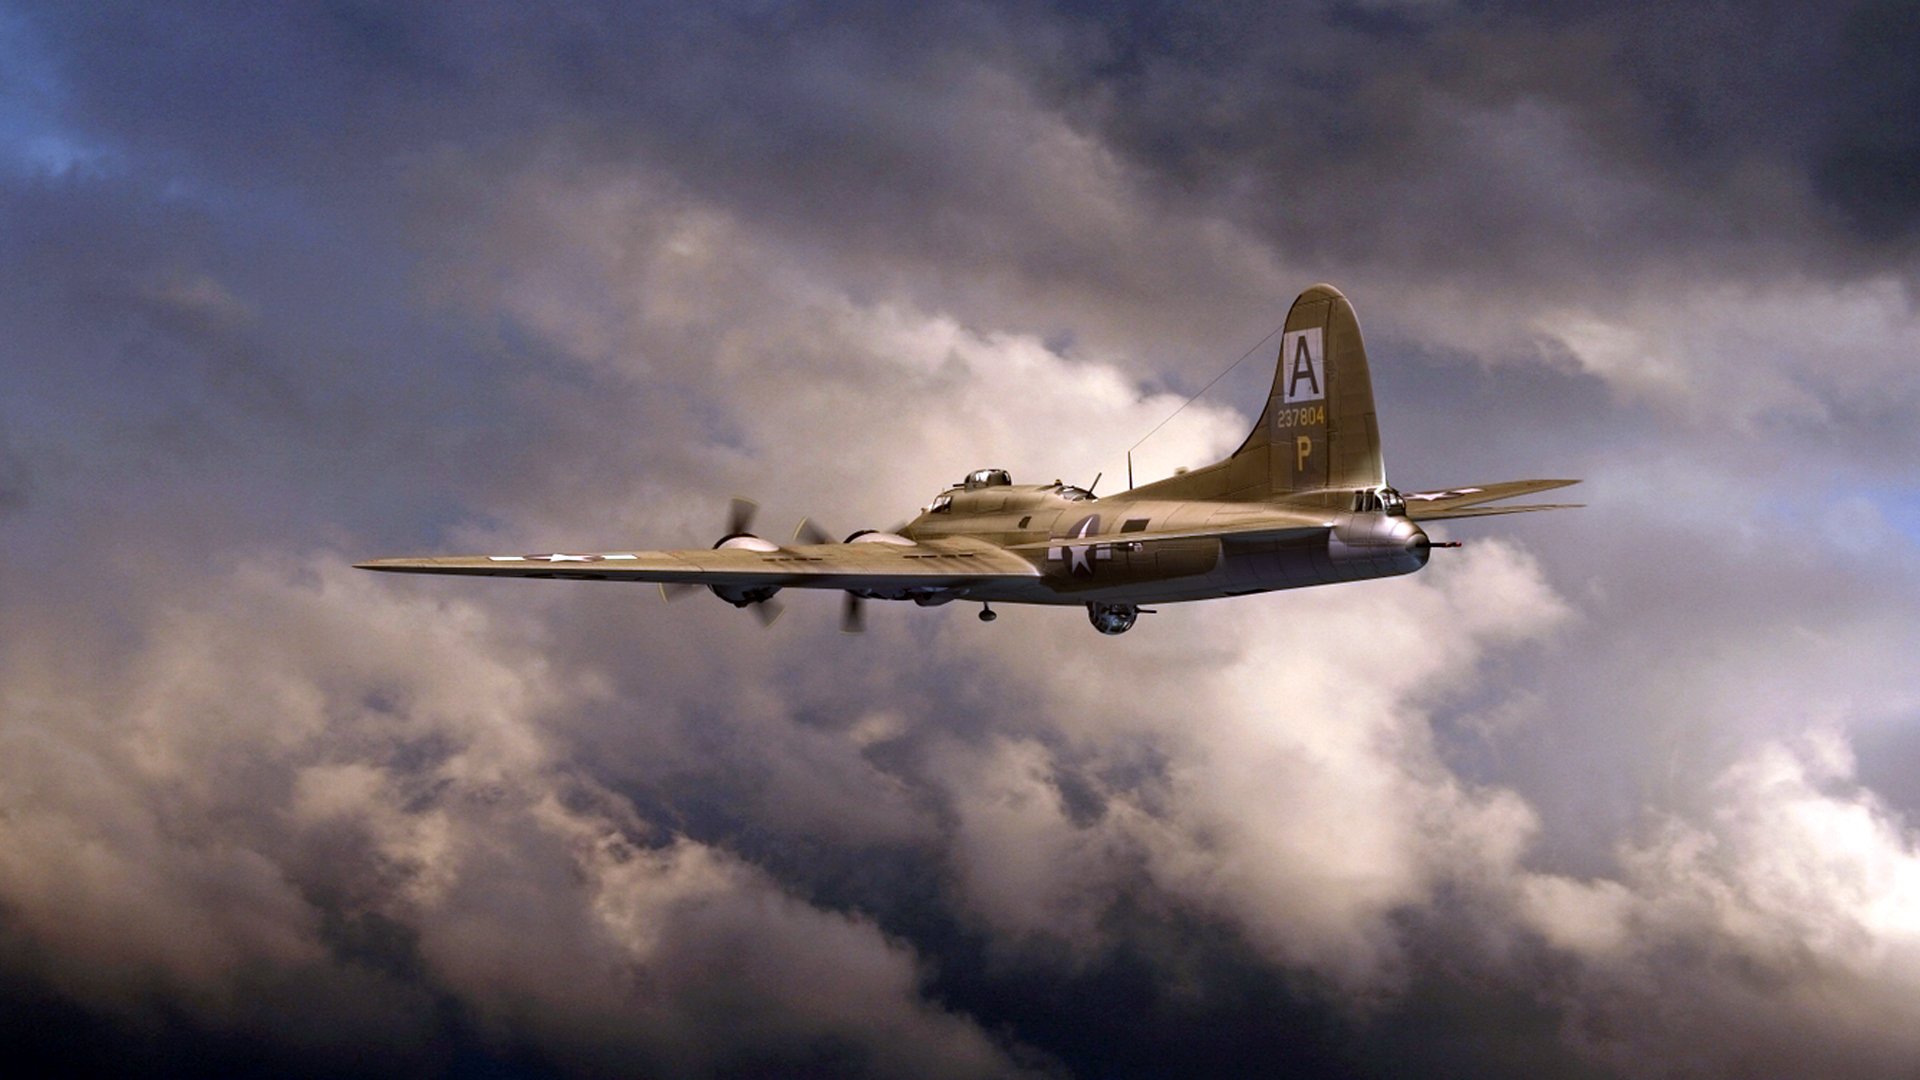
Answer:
[899, 481, 1431, 608]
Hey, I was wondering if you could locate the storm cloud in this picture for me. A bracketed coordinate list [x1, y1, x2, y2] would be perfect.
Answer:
[2, 3, 1919, 1077]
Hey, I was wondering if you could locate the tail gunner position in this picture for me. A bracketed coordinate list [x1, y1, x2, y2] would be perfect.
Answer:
[359, 285, 1579, 634]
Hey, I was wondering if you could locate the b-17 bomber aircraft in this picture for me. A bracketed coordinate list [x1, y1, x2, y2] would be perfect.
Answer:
[358, 285, 1579, 634]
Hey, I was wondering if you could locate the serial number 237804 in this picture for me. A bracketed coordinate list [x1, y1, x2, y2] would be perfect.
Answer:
[1274, 405, 1326, 429]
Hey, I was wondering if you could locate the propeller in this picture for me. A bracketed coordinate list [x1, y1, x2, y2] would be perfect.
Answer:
[752, 595, 785, 627]
[658, 496, 765, 605]
[796, 518, 869, 633]
[661, 499, 880, 632]
[725, 496, 758, 539]
[794, 515, 871, 626]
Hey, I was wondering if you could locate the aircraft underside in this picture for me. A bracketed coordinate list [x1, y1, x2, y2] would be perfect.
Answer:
[867, 524, 1433, 634]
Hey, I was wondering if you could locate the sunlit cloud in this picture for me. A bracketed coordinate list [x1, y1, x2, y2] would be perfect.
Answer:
[2, 3, 1918, 1077]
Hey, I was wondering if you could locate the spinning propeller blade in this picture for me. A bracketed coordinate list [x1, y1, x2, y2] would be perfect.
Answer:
[726, 496, 760, 538]
[751, 596, 784, 627]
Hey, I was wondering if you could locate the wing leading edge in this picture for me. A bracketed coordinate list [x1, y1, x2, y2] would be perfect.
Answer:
[354, 535, 1039, 590]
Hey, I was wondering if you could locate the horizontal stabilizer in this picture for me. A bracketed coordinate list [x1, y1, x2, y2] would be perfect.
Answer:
[1402, 479, 1579, 521]
[1408, 502, 1583, 521]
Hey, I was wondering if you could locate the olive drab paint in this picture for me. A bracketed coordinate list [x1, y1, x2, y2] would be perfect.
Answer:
[358, 284, 1580, 635]
[1115, 284, 1386, 506]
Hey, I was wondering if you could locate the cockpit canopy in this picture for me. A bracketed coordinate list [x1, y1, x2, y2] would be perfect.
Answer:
[1351, 487, 1406, 515]
[962, 468, 1013, 490]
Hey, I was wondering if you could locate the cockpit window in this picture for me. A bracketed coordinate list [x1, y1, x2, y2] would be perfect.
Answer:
[1352, 487, 1407, 515]
[1054, 483, 1096, 502]
[926, 494, 954, 514]
[963, 469, 1013, 490]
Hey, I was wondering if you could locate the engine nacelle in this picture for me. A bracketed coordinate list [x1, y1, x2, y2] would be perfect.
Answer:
[711, 533, 781, 606]
[711, 583, 780, 607]
[714, 534, 780, 553]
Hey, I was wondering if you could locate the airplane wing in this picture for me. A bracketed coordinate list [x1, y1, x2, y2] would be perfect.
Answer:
[354, 534, 1039, 591]
[1401, 479, 1581, 521]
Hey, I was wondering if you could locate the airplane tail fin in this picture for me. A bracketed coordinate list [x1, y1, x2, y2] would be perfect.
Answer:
[1133, 284, 1385, 503]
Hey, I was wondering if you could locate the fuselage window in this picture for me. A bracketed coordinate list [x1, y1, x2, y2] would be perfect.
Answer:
[1017, 516, 1031, 529]
[1121, 518, 1150, 533]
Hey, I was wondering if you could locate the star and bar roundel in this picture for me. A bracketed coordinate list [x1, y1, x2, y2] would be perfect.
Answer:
[486, 553, 639, 563]
[1045, 514, 1112, 577]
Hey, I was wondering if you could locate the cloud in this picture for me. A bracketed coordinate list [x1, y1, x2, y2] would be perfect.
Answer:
[3, 3, 1920, 1077]
[0, 418, 28, 517]
[1812, 1, 1920, 243]
[919, 542, 1567, 988]
[1530, 275, 1920, 439]
[1518, 730, 1920, 1077]
[0, 562, 1027, 1077]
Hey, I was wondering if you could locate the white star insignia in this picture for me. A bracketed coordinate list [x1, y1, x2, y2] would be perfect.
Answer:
[1058, 517, 1112, 576]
